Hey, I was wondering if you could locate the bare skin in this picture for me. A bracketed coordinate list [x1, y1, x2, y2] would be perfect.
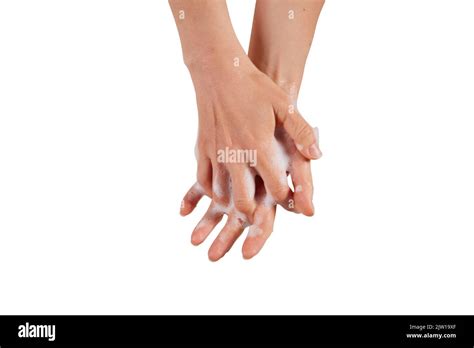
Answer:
[249, 0, 326, 220]
[170, 0, 325, 260]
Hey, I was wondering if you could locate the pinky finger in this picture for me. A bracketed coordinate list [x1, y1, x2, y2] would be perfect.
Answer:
[180, 182, 206, 216]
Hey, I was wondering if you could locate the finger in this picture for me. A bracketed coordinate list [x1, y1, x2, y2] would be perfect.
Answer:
[208, 215, 246, 262]
[180, 182, 205, 216]
[211, 161, 231, 207]
[290, 157, 314, 216]
[197, 156, 213, 196]
[191, 203, 225, 246]
[274, 97, 322, 160]
[242, 197, 277, 260]
[228, 165, 256, 222]
[256, 143, 295, 212]
[257, 167, 291, 210]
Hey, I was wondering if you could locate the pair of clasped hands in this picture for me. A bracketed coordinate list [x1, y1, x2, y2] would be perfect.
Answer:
[170, 0, 325, 260]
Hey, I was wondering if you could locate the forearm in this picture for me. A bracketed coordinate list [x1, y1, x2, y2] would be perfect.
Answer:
[249, 0, 325, 97]
[168, 0, 247, 74]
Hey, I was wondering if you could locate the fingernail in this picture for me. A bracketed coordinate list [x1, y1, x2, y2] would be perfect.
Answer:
[309, 144, 322, 159]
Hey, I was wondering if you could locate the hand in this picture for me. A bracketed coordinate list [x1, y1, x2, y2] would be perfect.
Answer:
[181, 176, 276, 261]
[170, 0, 325, 260]
[189, 54, 321, 224]
[181, 124, 319, 261]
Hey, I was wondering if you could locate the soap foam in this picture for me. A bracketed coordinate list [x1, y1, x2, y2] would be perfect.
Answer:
[210, 200, 250, 229]
[196, 125, 319, 235]
[271, 139, 291, 188]
[193, 182, 204, 194]
[211, 202, 230, 215]
[262, 193, 276, 208]
[194, 143, 199, 160]
[313, 126, 319, 145]
[247, 225, 263, 238]
[212, 179, 224, 198]
[272, 139, 290, 174]
[243, 168, 256, 199]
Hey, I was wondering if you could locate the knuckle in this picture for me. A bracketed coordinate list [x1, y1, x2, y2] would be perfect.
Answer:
[294, 123, 314, 143]
[272, 185, 289, 202]
[234, 198, 254, 214]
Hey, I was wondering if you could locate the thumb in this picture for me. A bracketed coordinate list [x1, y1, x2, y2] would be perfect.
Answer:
[276, 101, 322, 160]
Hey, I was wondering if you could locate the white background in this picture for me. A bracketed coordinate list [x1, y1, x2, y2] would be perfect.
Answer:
[1, 0, 473, 314]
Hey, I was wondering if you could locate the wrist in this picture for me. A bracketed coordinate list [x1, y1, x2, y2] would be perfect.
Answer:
[248, 50, 303, 100]
[170, 0, 245, 73]
[185, 43, 247, 74]
[187, 47, 256, 88]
